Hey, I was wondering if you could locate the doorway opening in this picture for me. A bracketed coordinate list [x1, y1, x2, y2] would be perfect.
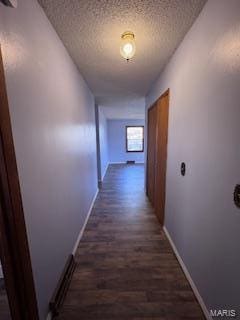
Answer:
[95, 105, 145, 187]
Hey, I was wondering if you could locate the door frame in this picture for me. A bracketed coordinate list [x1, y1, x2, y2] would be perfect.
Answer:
[0, 46, 39, 319]
[146, 89, 170, 225]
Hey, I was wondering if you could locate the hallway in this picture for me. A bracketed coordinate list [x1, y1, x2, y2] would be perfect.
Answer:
[57, 164, 204, 320]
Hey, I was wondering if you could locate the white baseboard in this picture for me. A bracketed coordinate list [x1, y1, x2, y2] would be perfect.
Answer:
[46, 188, 99, 319]
[109, 162, 145, 164]
[101, 163, 109, 181]
[109, 162, 125, 164]
[163, 226, 212, 320]
[72, 188, 99, 256]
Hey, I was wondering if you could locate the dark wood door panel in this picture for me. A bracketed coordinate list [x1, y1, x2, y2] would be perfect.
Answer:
[155, 93, 169, 225]
[146, 90, 169, 226]
[146, 104, 157, 205]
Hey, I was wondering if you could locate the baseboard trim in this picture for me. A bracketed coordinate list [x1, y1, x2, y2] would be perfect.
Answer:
[46, 188, 98, 319]
[49, 254, 76, 318]
[163, 226, 211, 320]
[109, 162, 145, 164]
[101, 163, 109, 181]
[109, 162, 125, 164]
[72, 188, 99, 255]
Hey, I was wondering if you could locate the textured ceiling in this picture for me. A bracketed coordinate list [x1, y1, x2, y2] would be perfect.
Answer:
[38, 0, 206, 118]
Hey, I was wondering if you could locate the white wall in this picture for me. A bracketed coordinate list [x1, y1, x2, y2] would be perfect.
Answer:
[98, 108, 109, 180]
[146, 0, 240, 315]
[108, 119, 145, 164]
[0, 1, 98, 319]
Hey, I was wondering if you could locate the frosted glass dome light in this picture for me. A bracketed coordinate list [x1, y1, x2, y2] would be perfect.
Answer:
[120, 31, 136, 61]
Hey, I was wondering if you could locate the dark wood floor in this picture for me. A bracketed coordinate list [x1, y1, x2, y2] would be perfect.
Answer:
[0, 279, 11, 320]
[57, 164, 204, 320]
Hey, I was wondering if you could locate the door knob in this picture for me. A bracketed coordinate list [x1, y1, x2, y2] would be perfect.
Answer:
[181, 162, 186, 176]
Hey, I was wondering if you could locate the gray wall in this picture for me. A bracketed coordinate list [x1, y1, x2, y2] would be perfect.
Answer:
[0, 1, 98, 319]
[146, 0, 240, 315]
[98, 108, 109, 180]
[108, 119, 145, 163]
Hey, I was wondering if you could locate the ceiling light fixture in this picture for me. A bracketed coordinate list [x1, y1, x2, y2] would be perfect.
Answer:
[120, 31, 136, 61]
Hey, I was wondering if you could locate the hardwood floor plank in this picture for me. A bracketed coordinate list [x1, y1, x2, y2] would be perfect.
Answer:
[56, 164, 205, 320]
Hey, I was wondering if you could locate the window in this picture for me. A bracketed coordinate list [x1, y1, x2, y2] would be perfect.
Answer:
[126, 126, 144, 152]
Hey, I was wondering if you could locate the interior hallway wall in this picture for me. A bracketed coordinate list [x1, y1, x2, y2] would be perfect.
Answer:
[0, 0, 98, 319]
[146, 0, 240, 314]
[108, 119, 145, 164]
[98, 108, 109, 180]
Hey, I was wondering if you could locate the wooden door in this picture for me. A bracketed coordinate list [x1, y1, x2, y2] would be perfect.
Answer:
[146, 90, 169, 225]
[154, 92, 169, 225]
[146, 104, 157, 205]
